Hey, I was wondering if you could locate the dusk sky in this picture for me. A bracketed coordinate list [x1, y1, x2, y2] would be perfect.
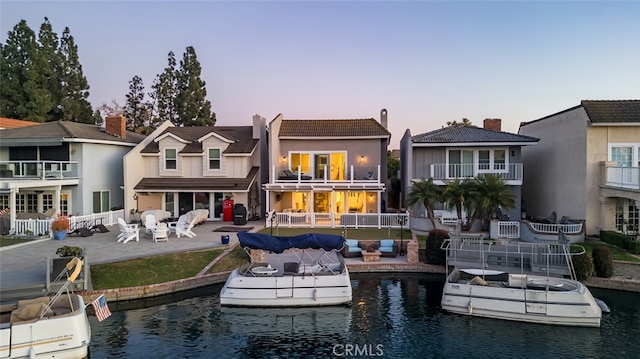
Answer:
[1, 1, 638, 148]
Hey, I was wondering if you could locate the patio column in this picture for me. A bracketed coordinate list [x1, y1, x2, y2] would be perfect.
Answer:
[9, 188, 16, 233]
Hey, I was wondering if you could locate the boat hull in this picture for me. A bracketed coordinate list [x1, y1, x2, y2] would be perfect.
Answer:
[220, 268, 353, 307]
[0, 295, 91, 359]
[441, 269, 602, 327]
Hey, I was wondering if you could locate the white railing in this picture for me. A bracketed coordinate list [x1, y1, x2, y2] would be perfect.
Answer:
[605, 166, 640, 190]
[267, 212, 409, 229]
[12, 209, 125, 237]
[497, 221, 520, 239]
[0, 160, 79, 179]
[430, 163, 522, 181]
[529, 222, 583, 234]
[271, 164, 382, 184]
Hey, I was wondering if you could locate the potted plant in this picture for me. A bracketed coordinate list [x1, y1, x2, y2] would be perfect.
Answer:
[51, 216, 70, 240]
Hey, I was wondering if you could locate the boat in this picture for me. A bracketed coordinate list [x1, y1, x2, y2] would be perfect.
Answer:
[220, 232, 352, 307]
[0, 257, 91, 358]
[440, 237, 605, 327]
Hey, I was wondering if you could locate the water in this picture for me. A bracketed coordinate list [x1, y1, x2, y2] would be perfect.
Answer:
[88, 273, 640, 358]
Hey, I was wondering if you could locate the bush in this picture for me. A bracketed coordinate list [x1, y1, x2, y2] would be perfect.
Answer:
[572, 253, 593, 281]
[591, 246, 614, 278]
[600, 230, 631, 249]
[50, 216, 70, 232]
[56, 245, 83, 258]
[425, 229, 449, 265]
[628, 240, 640, 254]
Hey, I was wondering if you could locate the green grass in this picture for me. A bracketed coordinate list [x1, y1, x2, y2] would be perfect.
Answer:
[206, 245, 250, 274]
[90, 249, 224, 290]
[577, 241, 640, 263]
[0, 236, 40, 247]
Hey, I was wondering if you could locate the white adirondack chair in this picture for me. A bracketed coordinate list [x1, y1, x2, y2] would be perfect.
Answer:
[117, 218, 140, 244]
[169, 215, 197, 238]
[145, 214, 158, 233]
[153, 222, 169, 243]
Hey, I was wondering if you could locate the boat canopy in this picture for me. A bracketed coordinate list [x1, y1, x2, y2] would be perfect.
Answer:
[238, 232, 345, 253]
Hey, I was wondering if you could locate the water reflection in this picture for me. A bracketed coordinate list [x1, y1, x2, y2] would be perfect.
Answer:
[88, 274, 640, 359]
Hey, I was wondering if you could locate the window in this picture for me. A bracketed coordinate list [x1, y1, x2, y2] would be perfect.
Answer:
[494, 150, 506, 170]
[0, 194, 8, 209]
[611, 146, 633, 167]
[60, 193, 69, 216]
[165, 148, 177, 170]
[165, 193, 174, 216]
[42, 194, 53, 211]
[478, 150, 490, 170]
[615, 199, 625, 232]
[208, 148, 221, 170]
[92, 191, 110, 213]
[448, 150, 474, 178]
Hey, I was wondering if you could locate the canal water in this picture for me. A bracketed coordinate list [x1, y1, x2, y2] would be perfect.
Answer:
[88, 273, 640, 358]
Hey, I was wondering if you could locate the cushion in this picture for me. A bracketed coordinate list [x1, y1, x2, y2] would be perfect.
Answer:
[380, 246, 394, 253]
[379, 239, 394, 248]
[345, 239, 359, 247]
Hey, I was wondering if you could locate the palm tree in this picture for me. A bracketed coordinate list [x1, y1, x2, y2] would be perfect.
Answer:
[406, 178, 442, 227]
[466, 174, 515, 230]
[441, 178, 468, 225]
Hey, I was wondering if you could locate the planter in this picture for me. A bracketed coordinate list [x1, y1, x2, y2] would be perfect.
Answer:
[53, 230, 67, 240]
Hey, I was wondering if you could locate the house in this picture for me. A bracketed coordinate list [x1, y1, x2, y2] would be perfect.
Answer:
[0, 115, 146, 233]
[400, 119, 539, 222]
[0, 118, 39, 130]
[263, 110, 391, 227]
[518, 100, 640, 236]
[123, 115, 267, 222]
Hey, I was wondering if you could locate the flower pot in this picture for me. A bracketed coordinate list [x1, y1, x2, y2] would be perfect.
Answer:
[53, 230, 67, 240]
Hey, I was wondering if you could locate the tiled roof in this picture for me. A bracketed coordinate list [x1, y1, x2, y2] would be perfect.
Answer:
[0, 118, 39, 129]
[279, 119, 390, 138]
[581, 100, 640, 123]
[141, 126, 257, 154]
[0, 120, 145, 144]
[134, 167, 259, 191]
[412, 126, 539, 144]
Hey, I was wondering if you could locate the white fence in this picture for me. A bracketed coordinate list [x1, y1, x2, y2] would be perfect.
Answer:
[268, 212, 409, 229]
[12, 209, 125, 237]
[529, 222, 583, 234]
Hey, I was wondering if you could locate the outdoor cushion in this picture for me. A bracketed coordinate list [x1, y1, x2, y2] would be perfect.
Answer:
[345, 239, 361, 252]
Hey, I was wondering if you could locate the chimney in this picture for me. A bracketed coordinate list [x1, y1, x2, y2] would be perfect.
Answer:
[105, 114, 127, 138]
[380, 108, 388, 129]
[483, 118, 501, 131]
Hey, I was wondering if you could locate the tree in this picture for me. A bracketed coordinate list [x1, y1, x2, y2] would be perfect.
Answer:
[175, 46, 215, 126]
[124, 75, 152, 131]
[96, 99, 124, 121]
[0, 20, 52, 122]
[38, 17, 62, 122]
[58, 26, 93, 123]
[446, 118, 474, 127]
[465, 174, 515, 230]
[151, 51, 179, 126]
[386, 151, 401, 210]
[441, 178, 468, 224]
[406, 178, 442, 228]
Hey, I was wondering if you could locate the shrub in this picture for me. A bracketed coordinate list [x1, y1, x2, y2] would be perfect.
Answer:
[592, 246, 614, 278]
[56, 245, 83, 257]
[425, 229, 449, 265]
[51, 216, 70, 232]
[628, 240, 640, 255]
[600, 230, 630, 249]
[572, 253, 593, 281]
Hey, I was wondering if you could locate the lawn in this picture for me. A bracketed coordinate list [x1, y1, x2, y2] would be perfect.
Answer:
[577, 241, 640, 263]
[0, 236, 40, 247]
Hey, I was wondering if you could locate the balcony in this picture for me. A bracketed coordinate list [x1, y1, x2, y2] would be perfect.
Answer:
[603, 165, 640, 191]
[0, 161, 79, 181]
[270, 164, 382, 184]
[429, 163, 522, 182]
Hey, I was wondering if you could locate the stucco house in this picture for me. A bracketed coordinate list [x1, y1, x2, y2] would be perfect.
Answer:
[123, 116, 267, 223]
[263, 110, 391, 227]
[518, 100, 640, 236]
[400, 119, 539, 223]
[0, 115, 145, 233]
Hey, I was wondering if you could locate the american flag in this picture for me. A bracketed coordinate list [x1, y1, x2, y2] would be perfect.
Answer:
[91, 295, 112, 322]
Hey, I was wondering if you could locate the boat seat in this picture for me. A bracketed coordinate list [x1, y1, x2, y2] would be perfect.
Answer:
[283, 262, 300, 274]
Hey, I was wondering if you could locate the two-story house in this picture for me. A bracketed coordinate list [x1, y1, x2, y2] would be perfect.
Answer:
[263, 110, 391, 227]
[400, 119, 539, 222]
[519, 100, 640, 236]
[123, 116, 267, 222]
[0, 115, 145, 233]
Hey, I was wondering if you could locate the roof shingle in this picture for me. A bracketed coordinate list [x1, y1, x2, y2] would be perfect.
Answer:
[412, 126, 539, 144]
[581, 100, 640, 124]
[279, 119, 390, 138]
[141, 126, 257, 154]
[0, 120, 145, 144]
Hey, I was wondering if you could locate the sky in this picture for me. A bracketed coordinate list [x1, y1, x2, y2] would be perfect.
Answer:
[1, 1, 639, 148]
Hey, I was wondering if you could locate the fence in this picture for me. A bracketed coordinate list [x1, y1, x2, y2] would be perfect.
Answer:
[268, 212, 409, 229]
[12, 209, 125, 237]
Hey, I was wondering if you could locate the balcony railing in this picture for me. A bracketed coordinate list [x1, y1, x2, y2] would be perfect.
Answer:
[0, 160, 79, 180]
[271, 164, 381, 184]
[267, 211, 408, 229]
[604, 166, 640, 190]
[430, 163, 522, 181]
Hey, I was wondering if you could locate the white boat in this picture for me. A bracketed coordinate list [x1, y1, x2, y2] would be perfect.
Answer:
[220, 232, 352, 307]
[440, 238, 604, 327]
[0, 257, 91, 358]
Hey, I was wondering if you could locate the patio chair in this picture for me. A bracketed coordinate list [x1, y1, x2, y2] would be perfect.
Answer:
[117, 218, 139, 244]
[153, 222, 169, 243]
[145, 214, 158, 233]
[168, 215, 197, 238]
[378, 239, 397, 258]
[341, 239, 363, 258]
